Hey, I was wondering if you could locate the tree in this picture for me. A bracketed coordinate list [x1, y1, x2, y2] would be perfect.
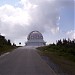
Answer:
[7, 39, 11, 46]
[0, 35, 7, 45]
[19, 42, 21, 45]
[13, 43, 16, 46]
[62, 39, 68, 45]
[57, 39, 62, 45]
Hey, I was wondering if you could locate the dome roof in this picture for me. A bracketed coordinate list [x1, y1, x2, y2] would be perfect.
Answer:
[27, 31, 43, 40]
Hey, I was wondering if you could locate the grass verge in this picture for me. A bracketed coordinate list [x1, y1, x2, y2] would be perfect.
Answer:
[0, 45, 17, 55]
[37, 47, 75, 75]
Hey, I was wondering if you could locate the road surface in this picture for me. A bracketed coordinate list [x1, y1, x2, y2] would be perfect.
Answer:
[0, 46, 56, 75]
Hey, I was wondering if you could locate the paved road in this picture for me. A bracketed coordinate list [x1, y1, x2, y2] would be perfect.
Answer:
[0, 46, 56, 75]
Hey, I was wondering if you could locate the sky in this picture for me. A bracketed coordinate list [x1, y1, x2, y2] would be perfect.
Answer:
[0, 0, 74, 46]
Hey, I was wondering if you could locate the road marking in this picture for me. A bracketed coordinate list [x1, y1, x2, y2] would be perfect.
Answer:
[0, 52, 10, 58]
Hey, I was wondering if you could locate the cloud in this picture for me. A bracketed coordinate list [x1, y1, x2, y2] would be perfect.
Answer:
[0, 4, 31, 25]
[0, 0, 74, 45]
[19, 0, 60, 33]
[66, 30, 75, 39]
[19, 0, 74, 34]
[0, 4, 31, 41]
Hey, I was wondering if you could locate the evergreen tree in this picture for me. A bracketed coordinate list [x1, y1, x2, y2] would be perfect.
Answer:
[13, 43, 16, 46]
[63, 39, 68, 45]
[57, 39, 62, 45]
[7, 39, 11, 46]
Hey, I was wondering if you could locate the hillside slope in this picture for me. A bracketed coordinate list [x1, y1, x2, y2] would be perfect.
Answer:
[0, 35, 16, 55]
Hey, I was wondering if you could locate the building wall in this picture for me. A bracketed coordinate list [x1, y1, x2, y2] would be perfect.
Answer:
[26, 42, 45, 46]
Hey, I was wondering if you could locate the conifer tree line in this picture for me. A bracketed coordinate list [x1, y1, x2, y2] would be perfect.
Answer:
[0, 34, 11, 46]
[38, 38, 75, 57]
[50, 39, 75, 55]
[0, 34, 16, 55]
[56, 38, 75, 46]
[0, 34, 16, 47]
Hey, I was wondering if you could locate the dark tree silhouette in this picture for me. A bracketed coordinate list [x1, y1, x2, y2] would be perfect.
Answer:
[19, 42, 21, 45]
[57, 39, 62, 45]
[13, 43, 16, 46]
[62, 39, 68, 45]
[7, 39, 11, 46]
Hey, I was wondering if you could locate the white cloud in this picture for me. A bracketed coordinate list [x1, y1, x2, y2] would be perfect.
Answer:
[0, 4, 31, 25]
[66, 30, 75, 39]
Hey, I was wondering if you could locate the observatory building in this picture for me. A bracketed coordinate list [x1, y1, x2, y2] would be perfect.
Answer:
[25, 31, 46, 46]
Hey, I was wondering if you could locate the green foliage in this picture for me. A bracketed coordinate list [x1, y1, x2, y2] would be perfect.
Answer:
[37, 39, 75, 62]
[0, 34, 16, 55]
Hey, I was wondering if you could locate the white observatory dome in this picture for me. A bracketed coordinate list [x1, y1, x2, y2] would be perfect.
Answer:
[25, 31, 46, 46]
[27, 31, 43, 40]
